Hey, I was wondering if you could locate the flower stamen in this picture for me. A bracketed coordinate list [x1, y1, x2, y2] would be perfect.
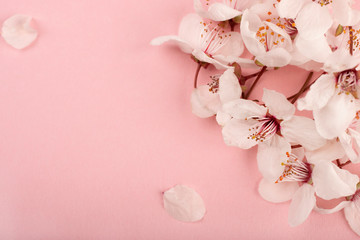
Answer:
[276, 153, 312, 183]
[246, 114, 280, 142]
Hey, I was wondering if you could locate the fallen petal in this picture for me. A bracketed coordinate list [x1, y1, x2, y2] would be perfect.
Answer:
[163, 185, 206, 222]
[2, 14, 38, 49]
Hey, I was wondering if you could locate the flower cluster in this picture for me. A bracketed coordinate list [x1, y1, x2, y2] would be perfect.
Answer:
[152, 0, 360, 236]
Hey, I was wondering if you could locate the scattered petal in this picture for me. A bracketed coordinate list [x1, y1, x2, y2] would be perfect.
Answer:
[163, 185, 206, 222]
[2, 14, 38, 49]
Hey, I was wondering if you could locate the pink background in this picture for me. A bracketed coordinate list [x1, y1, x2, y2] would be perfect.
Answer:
[0, 0, 359, 239]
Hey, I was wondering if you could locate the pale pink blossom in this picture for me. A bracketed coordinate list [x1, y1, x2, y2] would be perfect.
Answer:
[221, 89, 326, 181]
[151, 14, 244, 69]
[259, 148, 359, 226]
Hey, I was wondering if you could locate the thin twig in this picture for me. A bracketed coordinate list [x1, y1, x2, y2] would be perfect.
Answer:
[340, 160, 351, 169]
[291, 72, 314, 104]
[193, 63, 202, 88]
[244, 66, 267, 99]
[241, 69, 267, 81]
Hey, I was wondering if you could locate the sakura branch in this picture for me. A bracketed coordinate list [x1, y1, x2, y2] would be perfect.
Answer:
[152, 0, 360, 236]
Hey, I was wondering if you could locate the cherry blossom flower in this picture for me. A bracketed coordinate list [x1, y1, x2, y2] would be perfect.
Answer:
[240, 8, 293, 67]
[221, 89, 326, 181]
[151, 13, 244, 69]
[259, 149, 359, 226]
[297, 51, 360, 142]
[194, 0, 257, 22]
[276, 0, 333, 63]
[191, 68, 242, 118]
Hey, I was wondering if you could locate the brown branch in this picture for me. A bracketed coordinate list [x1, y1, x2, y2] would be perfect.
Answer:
[291, 72, 314, 104]
[193, 63, 202, 88]
[244, 66, 267, 99]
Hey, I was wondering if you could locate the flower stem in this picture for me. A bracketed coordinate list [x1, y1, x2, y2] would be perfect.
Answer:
[244, 66, 267, 99]
[290, 71, 314, 104]
[241, 69, 267, 81]
[194, 63, 202, 88]
[337, 160, 351, 169]
[349, 26, 354, 55]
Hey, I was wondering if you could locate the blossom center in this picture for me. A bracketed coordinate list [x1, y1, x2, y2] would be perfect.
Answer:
[336, 70, 358, 94]
[208, 75, 220, 93]
[284, 19, 297, 36]
[199, 21, 230, 55]
[276, 153, 312, 183]
[246, 114, 281, 142]
[312, 0, 333, 7]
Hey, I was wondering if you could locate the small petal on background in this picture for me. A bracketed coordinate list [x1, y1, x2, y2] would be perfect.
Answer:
[2, 14, 38, 49]
[163, 185, 206, 222]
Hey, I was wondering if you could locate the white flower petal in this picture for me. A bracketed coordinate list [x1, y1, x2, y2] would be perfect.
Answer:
[222, 99, 267, 119]
[323, 50, 360, 73]
[191, 85, 221, 118]
[1, 14, 38, 49]
[315, 200, 350, 214]
[348, 128, 360, 163]
[257, 135, 291, 182]
[192, 49, 231, 69]
[178, 14, 206, 50]
[344, 201, 360, 237]
[281, 116, 326, 150]
[306, 139, 345, 164]
[214, 32, 245, 60]
[288, 184, 316, 227]
[262, 89, 295, 120]
[339, 131, 360, 163]
[313, 92, 357, 139]
[240, 10, 266, 57]
[295, 36, 332, 63]
[163, 185, 206, 222]
[222, 119, 259, 149]
[312, 162, 359, 200]
[295, 2, 333, 40]
[206, 3, 242, 21]
[258, 178, 299, 203]
[150, 35, 193, 54]
[255, 47, 292, 68]
[216, 110, 231, 126]
[218, 69, 241, 103]
[332, 0, 360, 27]
[297, 74, 335, 111]
[276, 0, 306, 19]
